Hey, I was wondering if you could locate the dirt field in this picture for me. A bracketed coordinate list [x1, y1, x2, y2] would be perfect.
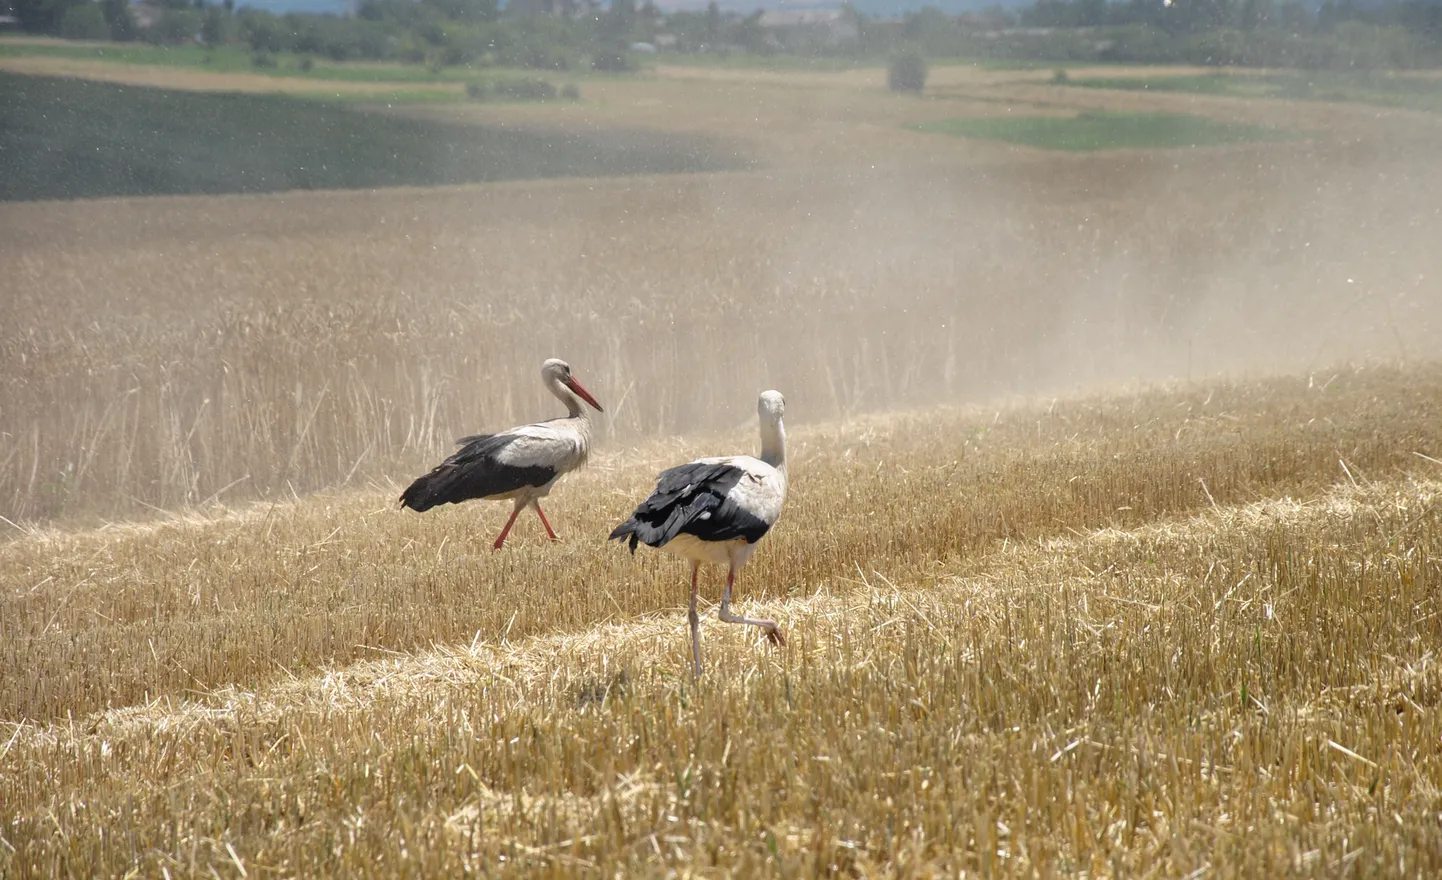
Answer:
[3, 56, 1442, 876]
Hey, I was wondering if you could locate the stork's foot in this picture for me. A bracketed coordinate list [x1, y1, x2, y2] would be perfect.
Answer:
[766, 626, 786, 647]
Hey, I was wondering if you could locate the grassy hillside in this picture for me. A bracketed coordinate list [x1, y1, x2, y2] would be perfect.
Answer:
[0, 72, 741, 201]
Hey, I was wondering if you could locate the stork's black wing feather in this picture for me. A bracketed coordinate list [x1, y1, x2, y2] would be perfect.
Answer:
[608, 462, 771, 552]
[399, 433, 555, 512]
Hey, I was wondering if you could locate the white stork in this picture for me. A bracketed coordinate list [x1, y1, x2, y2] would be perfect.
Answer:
[609, 390, 788, 677]
[399, 358, 603, 549]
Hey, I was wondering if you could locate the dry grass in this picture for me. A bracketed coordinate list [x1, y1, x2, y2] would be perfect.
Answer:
[4, 366, 1442, 876]
[3, 363, 1439, 724]
[6, 140, 1442, 522]
[5, 62, 1442, 876]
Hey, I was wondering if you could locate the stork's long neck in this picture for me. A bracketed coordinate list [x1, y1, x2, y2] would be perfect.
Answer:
[760, 417, 786, 475]
[549, 377, 588, 420]
[546, 376, 593, 466]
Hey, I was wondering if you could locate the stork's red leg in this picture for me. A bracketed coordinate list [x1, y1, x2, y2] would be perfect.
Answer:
[717, 565, 786, 646]
[688, 562, 703, 678]
[533, 502, 560, 542]
[493, 502, 523, 550]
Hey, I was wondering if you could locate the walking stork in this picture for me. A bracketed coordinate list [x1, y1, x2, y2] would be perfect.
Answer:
[609, 390, 788, 677]
[399, 358, 603, 549]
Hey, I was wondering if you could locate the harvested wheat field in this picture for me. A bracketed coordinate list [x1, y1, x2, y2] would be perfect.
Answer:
[5, 365, 1442, 876]
[5, 56, 1442, 877]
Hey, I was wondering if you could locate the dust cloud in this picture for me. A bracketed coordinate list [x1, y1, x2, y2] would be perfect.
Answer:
[4, 74, 1442, 521]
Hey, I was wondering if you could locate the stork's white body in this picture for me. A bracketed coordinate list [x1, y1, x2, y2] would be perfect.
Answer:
[399, 359, 603, 549]
[469, 419, 594, 503]
[657, 454, 787, 568]
[610, 391, 790, 676]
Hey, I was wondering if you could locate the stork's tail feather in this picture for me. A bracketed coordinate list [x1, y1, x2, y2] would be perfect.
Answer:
[398, 469, 448, 512]
[607, 520, 642, 554]
[611, 514, 683, 553]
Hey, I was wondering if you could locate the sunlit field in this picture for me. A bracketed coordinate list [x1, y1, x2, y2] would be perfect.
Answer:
[6, 368, 1442, 875]
[4, 53, 1442, 877]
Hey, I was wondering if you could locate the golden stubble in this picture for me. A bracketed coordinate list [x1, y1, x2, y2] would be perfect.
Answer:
[3, 370, 1442, 876]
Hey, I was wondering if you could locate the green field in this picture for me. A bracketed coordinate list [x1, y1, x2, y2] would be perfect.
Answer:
[0, 72, 740, 202]
[1067, 71, 1442, 114]
[913, 110, 1291, 152]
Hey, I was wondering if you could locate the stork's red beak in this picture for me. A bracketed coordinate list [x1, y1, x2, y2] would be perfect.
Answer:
[565, 376, 604, 412]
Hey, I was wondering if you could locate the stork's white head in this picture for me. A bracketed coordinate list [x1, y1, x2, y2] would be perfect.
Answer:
[758, 390, 785, 423]
[541, 358, 603, 412]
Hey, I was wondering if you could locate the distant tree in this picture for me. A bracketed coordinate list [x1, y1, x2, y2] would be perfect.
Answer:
[1238, 0, 1272, 31]
[704, 0, 720, 42]
[1276, 0, 1312, 34]
[58, 1, 109, 39]
[506, 0, 553, 16]
[1116, 0, 1167, 29]
[1398, 0, 1442, 43]
[425, 0, 498, 24]
[599, 0, 635, 41]
[887, 49, 927, 92]
[727, 9, 766, 52]
[1196, 0, 1245, 34]
[903, 7, 950, 41]
[1076, 0, 1108, 27]
[101, 0, 137, 40]
[357, 0, 396, 20]
[1316, 0, 1352, 34]
[144, 8, 200, 43]
[13, 0, 81, 34]
[200, 6, 230, 46]
[238, 9, 287, 52]
[1024, 0, 1077, 27]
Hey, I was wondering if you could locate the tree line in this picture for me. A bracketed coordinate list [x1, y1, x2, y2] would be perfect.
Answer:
[4, 0, 1440, 71]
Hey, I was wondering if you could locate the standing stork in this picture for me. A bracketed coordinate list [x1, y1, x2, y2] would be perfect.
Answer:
[399, 358, 603, 549]
[609, 390, 788, 677]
